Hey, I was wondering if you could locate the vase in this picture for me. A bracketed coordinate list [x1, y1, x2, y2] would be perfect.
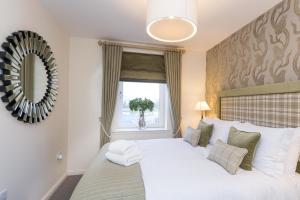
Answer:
[138, 111, 146, 129]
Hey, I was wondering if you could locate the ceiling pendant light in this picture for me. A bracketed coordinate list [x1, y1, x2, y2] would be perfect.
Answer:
[146, 0, 198, 43]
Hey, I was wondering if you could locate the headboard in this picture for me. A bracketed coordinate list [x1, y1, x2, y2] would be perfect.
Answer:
[218, 81, 300, 173]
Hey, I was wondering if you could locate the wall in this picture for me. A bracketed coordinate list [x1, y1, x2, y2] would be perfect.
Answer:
[67, 37, 101, 173]
[0, 1, 207, 195]
[206, 0, 300, 116]
[67, 41, 206, 171]
[0, 0, 70, 200]
[181, 50, 206, 131]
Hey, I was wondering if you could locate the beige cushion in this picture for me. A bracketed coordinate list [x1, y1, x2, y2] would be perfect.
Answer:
[197, 121, 214, 147]
[183, 127, 201, 146]
[208, 140, 248, 175]
[227, 127, 261, 171]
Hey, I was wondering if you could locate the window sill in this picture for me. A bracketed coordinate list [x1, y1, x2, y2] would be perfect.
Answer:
[112, 128, 169, 134]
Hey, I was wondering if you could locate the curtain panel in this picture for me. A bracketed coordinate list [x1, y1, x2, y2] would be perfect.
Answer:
[165, 50, 183, 137]
[100, 43, 123, 147]
[120, 52, 166, 83]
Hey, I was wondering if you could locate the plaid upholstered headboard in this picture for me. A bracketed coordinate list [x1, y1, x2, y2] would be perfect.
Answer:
[220, 93, 300, 128]
[219, 81, 300, 173]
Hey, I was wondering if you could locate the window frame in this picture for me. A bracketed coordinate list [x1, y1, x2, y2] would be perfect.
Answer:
[111, 81, 171, 132]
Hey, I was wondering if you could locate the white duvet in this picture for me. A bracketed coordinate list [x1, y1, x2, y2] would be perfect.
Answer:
[136, 138, 300, 200]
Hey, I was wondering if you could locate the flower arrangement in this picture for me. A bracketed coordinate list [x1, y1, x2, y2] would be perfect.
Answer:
[129, 98, 154, 129]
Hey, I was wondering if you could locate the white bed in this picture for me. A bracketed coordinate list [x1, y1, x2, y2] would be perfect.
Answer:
[136, 138, 300, 200]
[72, 86, 300, 200]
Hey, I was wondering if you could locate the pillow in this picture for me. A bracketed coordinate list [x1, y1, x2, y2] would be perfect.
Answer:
[202, 117, 236, 144]
[232, 122, 298, 177]
[227, 127, 261, 170]
[208, 140, 248, 175]
[183, 127, 201, 146]
[284, 128, 300, 174]
[197, 121, 213, 147]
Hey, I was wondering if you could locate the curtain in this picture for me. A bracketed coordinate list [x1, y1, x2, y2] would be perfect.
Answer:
[165, 50, 182, 137]
[100, 43, 123, 147]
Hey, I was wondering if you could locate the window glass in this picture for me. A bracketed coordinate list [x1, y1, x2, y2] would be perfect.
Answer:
[113, 81, 168, 130]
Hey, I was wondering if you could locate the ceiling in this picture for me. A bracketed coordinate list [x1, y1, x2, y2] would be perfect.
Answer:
[41, 0, 282, 52]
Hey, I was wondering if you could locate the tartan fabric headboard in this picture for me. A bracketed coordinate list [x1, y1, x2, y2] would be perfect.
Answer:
[218, 81, 300, 173]
[220, 93, 300, 128]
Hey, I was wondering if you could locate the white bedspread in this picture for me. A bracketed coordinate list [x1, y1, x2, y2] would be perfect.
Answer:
[136, 138, 300, 200]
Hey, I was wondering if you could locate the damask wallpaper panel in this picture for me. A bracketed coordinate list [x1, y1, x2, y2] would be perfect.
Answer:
[206, 0, 300, 116]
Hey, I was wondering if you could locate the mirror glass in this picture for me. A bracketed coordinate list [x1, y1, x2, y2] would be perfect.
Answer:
[20, 53, 48, 102]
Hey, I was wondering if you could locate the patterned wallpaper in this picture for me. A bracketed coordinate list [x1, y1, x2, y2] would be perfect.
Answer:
[206, 0, 300, 116]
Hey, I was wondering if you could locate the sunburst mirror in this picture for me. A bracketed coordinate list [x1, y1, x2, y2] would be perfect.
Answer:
[0, 31, 58, 123]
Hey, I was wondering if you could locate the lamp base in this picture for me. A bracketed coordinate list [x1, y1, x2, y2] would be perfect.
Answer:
[201, 111, 206, 120]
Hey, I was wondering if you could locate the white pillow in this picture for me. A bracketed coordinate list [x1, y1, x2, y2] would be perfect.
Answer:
[232, 122, 299, 177]
[202, 117, 236, 144]
[284, 128, 300, 174]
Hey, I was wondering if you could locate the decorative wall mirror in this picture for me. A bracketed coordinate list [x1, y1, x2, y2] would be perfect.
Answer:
[0, 31, 58, 123]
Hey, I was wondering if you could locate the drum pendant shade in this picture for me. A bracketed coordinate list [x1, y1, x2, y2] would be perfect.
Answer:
[146, 0, 198, 42]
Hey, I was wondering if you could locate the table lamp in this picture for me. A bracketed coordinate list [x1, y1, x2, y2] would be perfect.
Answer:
[195, 101, 210, 119]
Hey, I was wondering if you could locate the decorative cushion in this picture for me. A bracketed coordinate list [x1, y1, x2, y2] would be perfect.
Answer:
[197, 121, 213, 147]
[183, 127, 201, 146]
[227, 127, 261, 171]
[208, 140, 248, 175]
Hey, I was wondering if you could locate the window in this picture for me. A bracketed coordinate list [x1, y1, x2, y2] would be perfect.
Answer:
[112, 81, 169, 131]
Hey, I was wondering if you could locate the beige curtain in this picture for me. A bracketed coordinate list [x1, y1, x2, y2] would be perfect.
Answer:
[165, 50, 182, 137]
[100, 43, 123, 147]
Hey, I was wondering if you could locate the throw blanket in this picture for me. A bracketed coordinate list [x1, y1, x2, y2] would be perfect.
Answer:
[70, 144, 145, 200]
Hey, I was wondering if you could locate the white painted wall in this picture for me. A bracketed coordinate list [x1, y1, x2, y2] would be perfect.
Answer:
[67, 40, 206, 171]
[181, 50, 206, 132]
[67, 37, 102, 173]
[0, 0, 70, 200]
[0, 0, 205, 196]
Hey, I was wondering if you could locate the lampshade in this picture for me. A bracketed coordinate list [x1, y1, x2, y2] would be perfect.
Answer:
[195, 101, 210, 111]
[146, 0, 198, 43]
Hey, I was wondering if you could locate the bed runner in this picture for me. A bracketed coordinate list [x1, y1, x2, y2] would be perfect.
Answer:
[70, 144, 145, 200]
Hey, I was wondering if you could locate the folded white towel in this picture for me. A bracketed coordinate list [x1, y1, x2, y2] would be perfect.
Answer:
[105, 148, 142, 166]
[108, 140, 136, 155]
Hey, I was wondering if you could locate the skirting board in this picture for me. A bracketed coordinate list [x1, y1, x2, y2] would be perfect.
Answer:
[40, 174, 67, 200]
[41, 170, 85, 200]
[67, 170, 86, 176]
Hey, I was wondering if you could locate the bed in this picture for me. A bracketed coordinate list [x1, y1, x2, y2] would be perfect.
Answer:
[137, 138, 300, 200]
[71, 81, 300, 200]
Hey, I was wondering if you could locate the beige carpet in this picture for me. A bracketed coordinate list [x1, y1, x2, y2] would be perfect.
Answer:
[49, 175, 82, 200]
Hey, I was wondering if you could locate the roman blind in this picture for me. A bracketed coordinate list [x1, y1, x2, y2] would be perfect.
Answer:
[120, 52, 166, 83]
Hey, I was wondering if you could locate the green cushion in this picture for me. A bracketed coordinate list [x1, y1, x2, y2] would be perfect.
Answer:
[297, 162, 300, 174]
[197, 121, 213, 147]
[227, 127, 261, 171]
